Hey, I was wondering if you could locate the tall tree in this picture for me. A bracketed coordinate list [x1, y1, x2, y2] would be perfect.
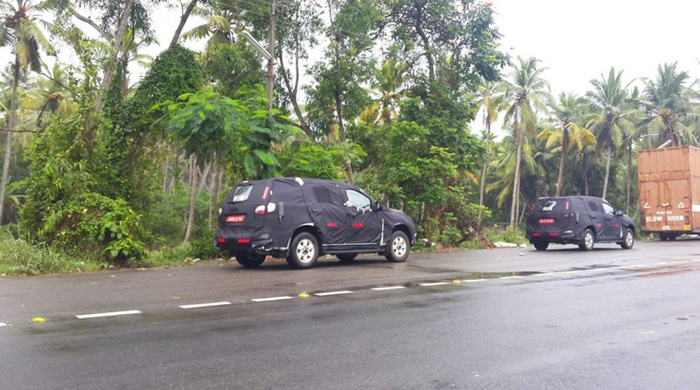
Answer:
[586, 68, 635, 199]
[0, 0, 54, 224]
[538, 93, 595, 196]
[474, 81, 503, 218]
[501, 56, 551, 229]
[639, 62, 697, 147]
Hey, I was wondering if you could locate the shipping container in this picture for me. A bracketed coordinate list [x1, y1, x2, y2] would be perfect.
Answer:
[637, 146, 700, 240]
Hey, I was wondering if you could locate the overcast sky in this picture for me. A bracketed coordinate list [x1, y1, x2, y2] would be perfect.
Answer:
[4, 0, 700, 127]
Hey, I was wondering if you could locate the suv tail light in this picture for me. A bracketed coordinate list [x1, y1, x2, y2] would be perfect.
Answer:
[255, 205, 266, 215]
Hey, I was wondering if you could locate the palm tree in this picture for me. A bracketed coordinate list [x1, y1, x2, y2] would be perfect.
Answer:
[586, 68, 636, 199]
[23, 63, 77, 128]
[538, 93, 595, 196]
[639, 62, 697, 147]
[474, 81, 503, 225]
[182, 1, 241, 46]
[0, 0, 54, 224]
[501, 56, 551, 229]
[118, 28, 155, 96]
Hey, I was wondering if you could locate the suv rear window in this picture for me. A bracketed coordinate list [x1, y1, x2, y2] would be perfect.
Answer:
[537, 200, 560, 212]
[231, 185, 253, 202]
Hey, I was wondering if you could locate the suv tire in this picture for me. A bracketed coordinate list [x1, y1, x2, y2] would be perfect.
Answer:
[579, 229, 595, 251]
[385, 231, 410, 262]
[336, 253, 358, 263]
[235, 252, 266, 268]
[534, 242, 549, 251]
[288, 232, 320, 269]
[619, 228, 634, 249]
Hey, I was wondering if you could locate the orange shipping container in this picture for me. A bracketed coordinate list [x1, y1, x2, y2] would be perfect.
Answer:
[638, 146, 700, 239]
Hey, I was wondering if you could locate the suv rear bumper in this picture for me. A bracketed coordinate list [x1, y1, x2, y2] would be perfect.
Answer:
[527, 230, 578, 244]
[215, 234, 276, 254]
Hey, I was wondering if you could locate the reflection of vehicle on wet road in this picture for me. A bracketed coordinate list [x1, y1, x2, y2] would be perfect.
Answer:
[526, 196, 635, 251]
[639, 146, 700, 241]
[216, 178, 416, 269]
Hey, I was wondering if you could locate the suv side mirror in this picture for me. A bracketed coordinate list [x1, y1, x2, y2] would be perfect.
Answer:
[373, 201, 382, 211]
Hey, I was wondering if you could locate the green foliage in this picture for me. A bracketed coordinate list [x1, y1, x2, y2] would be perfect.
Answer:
[203, 41, 265, 96]
[276, 141, 350, 180]
[140, 242, 193, 268]
[163, 87, 289, 178]
[0, 228, 105, 276]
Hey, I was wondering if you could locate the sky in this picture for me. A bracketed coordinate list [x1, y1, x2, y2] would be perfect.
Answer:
[3, 0, 700, 126]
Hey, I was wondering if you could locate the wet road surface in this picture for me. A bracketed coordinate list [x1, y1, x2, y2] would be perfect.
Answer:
[3, 240, 700, 389]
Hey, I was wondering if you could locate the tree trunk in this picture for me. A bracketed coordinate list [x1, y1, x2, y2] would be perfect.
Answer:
[556, 130, 569, 197]
[184, 155, 198, 242]
[96, 0, 135, 112]
[209, 167, 224, 230]
[510, 116, 522, 230]
[0, 58, 20, 225]
[626, 144, 632, 213]
[602, 145, 612, 199]
[278, 47, 312, 138]
[169, 0, 199, 48]
[478, 120, 491, 229]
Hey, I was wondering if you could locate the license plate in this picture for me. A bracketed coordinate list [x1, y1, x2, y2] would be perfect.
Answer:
[227, 215, 245, 223]
[539, 218, 555, 224]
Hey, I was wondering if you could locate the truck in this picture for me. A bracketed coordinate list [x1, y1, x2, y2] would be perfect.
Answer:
[638, 146, 700, 240]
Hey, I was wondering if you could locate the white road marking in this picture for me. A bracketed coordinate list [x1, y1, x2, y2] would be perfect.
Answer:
[461, 279, 487, 283]
[179, 301, 231, 309]
[500, 276, 523, 280]
[371, 286, 406, 291]
[76, 310, 141, 319]
[535, 273, 555, 277]
[314, 291, 353, 297]
[654, 262, 669, 265]
[418, 282, 450, 287]
[0, 322, 7, 327]
[251, 296, 294, 303]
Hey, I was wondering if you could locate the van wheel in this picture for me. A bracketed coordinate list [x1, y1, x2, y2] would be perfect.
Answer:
[288, 232, 319, 269]
[385, 231, 410, 262]
[235, 252, 266, 268]
[534, 242, 549, 251]
[620, 228, 634, 249]
[336, 253, 357, 263]
[579, 229, 595, 251]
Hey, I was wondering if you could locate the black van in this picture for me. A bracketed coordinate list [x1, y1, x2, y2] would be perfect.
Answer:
[216, 178, 417, 269]
[526, 196, 635, 251]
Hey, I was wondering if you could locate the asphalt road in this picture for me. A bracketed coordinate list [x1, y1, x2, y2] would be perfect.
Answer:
[3, 239, 700, 389]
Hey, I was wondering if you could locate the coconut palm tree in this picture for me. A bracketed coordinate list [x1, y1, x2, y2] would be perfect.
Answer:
[639, 62, 697, 147]
[182, 1, 244, 46]
[23, 63, 77, 128]
[586, 68, 636, 199]
[0, 0, 54, 224]
[538, 93, 596, 196]
[500, 56, 551, 229]
[474, 81, 503, 225]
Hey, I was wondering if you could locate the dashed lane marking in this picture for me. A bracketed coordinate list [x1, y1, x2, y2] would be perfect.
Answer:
[371, 286, 406, 291]
[251, 296, 294, 303]
[314, 291, 353, 297]
[418, 282, 450, 287]
[500, 276, 523, 280]
[461, 279, 486, 283]
[179, 301, 231, 309]
[76, 310, 141, 319]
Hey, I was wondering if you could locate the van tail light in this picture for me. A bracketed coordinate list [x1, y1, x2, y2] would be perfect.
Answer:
[255, 205, 266, 215]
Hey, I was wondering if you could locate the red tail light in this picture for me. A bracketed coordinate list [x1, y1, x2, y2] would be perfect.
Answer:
[238, 238, 250, 244]
[565, 201, 569, 210]
[255, 205, 265, 215]
[549, 232, 559, 237]
[217, 238, 225, 243]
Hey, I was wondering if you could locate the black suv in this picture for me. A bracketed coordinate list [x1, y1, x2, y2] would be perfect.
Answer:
[526, 196, 635, 251]
[216, 178, 417, 269]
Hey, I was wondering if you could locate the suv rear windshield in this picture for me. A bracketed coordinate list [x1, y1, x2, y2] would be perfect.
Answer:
[536, 199, 564, 212]
[231, 185, 253, 202]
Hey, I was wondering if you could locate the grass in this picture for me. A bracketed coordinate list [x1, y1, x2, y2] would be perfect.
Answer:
[139, 242, 199, 268]
[0, 233, 106, 276]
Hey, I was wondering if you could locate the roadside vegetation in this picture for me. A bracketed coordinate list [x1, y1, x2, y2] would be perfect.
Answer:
[0, 0, 694, 274]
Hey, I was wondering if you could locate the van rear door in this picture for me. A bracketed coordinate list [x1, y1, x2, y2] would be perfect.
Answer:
[221, 181, 270, 232]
